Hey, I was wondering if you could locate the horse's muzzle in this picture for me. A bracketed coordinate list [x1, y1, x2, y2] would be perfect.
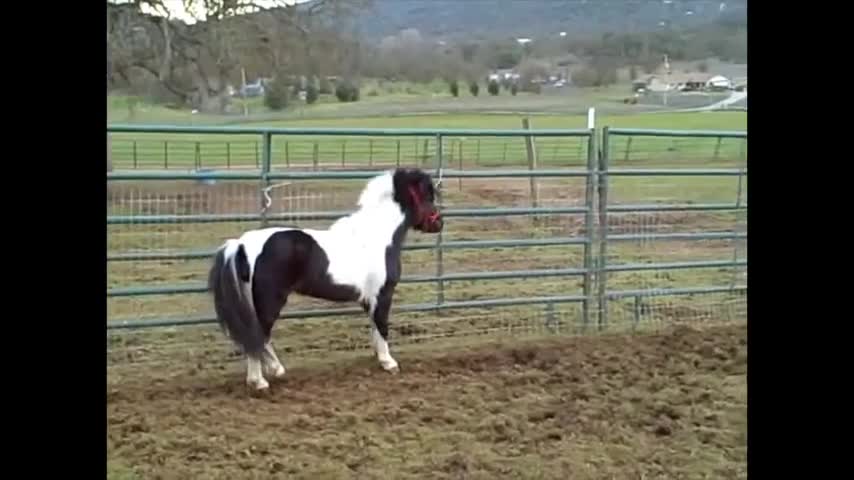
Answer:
[422, 211, 443, 233]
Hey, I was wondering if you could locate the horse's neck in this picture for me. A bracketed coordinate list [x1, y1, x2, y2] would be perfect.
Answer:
[332, 203, 409, 247]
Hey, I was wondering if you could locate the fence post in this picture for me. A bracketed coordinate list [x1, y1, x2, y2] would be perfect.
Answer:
[132, 140, 137, 169]
[194, 141, 201, 170]
[285, 141, 290, 167]
[312, 142, 319, 170]
[522, 118, 540, 224]
[369, 139, 374, 166]
[342, 141, 346, 167]
[596, 127, 611, 331]
[260, 132, 272, 227]
[730, 164, 747, 288]
[476, 139, 481, 165]
[582, 127, 597, 331]
[107, 134, 114, 172]
[435, 134, 445, 309]
[396, 139, 401, 167]
[624, 136, 633, 163]
[458, 140, 463, 192]
[422, 139, 429, 166]
[226, 142, 231, 169]
[714, 136, 723, 160]
[164, 141, 169, 169]
[254, 141, 259, 168]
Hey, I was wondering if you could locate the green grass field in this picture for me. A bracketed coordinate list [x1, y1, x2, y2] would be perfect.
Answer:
[108, 110, 746, 171]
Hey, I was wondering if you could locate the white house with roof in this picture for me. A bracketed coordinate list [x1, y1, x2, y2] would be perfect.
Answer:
[706, 75, 733, 90]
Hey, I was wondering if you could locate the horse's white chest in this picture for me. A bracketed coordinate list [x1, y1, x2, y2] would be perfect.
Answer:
[308, 230, 389, 297]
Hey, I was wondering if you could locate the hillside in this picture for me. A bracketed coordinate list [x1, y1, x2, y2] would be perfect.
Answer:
[345, 0, 747, 40]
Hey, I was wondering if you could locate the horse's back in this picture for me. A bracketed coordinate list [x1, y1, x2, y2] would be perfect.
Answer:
[235, 227, 294, 278]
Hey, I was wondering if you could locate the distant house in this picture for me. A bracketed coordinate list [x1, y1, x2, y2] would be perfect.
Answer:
[238, 79, 266, 98]
[706, 75, 733, 91]
[488, 69, 521, 83]
[633, 72, 728, 92]
[633, 75, 670, 92]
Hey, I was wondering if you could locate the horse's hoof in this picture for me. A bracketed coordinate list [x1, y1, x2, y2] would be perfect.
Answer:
[265, 364, 287, 380]
[247, 378, 270, 393]
[271, 366, 287, 380]
[381, 362, 400, 374]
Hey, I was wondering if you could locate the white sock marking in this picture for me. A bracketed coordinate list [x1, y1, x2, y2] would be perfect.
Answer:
[246, 357, 268, 390]
[262, 342, 286, 378]
[371, 327, 398, 371]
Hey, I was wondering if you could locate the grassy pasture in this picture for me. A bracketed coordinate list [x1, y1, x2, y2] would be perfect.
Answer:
[107, 111, 746, 170]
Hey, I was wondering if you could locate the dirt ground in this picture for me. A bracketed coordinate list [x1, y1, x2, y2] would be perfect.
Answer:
[107, 323, 746, 480]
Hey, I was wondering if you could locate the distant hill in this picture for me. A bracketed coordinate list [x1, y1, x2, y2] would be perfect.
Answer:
[335, 0, 747, 40]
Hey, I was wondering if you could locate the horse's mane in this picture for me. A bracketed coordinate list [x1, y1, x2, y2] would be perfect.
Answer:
[356, 171, 396, 210]
[324, 171, 400, 235]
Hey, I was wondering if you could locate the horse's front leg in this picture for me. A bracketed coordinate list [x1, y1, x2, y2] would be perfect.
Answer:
[368, 291, 398, 373]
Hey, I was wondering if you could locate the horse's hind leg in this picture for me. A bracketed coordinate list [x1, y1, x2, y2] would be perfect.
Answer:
[246, 355, 268, 391]
[262, 341, 286, 379]
[254, 286, 289, 382]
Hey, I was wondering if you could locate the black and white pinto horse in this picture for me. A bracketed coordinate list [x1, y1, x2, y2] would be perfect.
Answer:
[208, 168, 443, 391]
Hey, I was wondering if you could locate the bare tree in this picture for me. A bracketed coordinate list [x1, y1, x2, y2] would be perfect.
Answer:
[107, 0, 371, 112]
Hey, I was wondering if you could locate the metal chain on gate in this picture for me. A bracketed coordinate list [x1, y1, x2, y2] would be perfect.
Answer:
[260, 181, 292, 216]
[434, 166, 444, 202]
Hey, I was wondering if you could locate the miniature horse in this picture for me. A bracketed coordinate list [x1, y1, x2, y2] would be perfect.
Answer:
[208, 168, 443, 391]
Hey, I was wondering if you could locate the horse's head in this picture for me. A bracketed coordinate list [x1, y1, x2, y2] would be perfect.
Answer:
[392, 168, 443, 233]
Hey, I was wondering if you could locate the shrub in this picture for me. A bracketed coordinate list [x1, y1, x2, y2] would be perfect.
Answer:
[487, 80, 500, 96]
[264, 77, 290, 111]
[305, 84, 319, 104]
[335, 81, 360, 102]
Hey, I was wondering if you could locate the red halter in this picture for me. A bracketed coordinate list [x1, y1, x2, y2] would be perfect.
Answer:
[408, 185, 440, 226]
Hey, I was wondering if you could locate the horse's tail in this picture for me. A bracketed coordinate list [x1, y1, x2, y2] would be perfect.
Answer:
[208, 240, 267, 357]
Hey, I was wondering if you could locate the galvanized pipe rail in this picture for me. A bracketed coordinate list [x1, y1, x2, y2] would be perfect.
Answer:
[108, 125, 600, 331]
[107, 125, 747, 333]
[594, 126, 748, 329]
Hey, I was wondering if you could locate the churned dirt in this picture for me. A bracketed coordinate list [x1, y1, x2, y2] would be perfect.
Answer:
[107, 323, 746, 480]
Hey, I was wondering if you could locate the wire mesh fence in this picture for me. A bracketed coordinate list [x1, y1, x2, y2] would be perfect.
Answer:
[109, 135, 748, 171]
[597, 128, 747, 331]
[107, 126, 746, 375]
[107, 132, 598, 371]
[107, 134, 594, 170]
